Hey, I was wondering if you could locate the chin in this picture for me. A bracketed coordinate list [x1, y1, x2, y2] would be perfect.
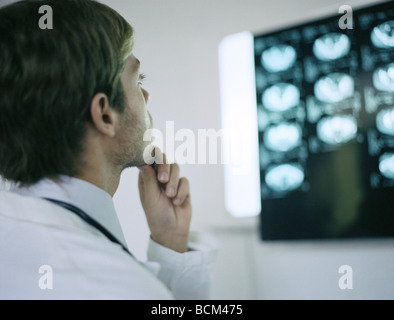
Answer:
[121, 156, 147, 171]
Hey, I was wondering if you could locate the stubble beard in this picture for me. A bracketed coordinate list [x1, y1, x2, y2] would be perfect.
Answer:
[115, 110, 152, 171]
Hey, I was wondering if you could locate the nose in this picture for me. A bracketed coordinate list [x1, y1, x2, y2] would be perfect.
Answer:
[142, 88, 150, 103]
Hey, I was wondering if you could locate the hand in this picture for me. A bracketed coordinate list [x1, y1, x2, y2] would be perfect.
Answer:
[138, 149, 191, 253]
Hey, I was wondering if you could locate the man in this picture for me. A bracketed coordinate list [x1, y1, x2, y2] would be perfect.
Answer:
[0, 0, 217, 299]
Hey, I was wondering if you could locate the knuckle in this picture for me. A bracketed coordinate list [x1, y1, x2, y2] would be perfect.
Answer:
[179, 179, 190, 193]
[172, 162, 180, 171]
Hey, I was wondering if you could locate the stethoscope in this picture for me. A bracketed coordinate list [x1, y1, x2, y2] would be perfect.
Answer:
[43, 198, 135, 259]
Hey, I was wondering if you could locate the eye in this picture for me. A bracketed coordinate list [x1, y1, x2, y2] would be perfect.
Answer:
[138, 73, 146, 85]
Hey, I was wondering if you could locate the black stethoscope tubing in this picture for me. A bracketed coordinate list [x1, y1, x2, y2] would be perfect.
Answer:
[43, 198, 135, 259]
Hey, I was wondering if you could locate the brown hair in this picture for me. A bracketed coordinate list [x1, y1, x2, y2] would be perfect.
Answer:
[0, 0, 134, 184]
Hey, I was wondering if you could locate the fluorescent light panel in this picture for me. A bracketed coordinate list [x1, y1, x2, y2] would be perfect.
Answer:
[218, 31, 261, 218]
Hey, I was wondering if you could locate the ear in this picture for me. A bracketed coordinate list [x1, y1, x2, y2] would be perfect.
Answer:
[89, 93, 118, 137]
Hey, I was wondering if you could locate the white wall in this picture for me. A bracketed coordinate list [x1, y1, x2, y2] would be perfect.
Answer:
[105, 0, 394, 300]
[1, 0, 392, 300]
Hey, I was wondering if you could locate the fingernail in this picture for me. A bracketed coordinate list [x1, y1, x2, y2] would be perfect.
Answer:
[173, 198, 181, 206]
[159, 172, 168, 181]
[167, 187, 175, 197]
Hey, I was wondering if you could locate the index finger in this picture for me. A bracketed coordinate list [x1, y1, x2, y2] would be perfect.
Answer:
[153, 147, 171, 183]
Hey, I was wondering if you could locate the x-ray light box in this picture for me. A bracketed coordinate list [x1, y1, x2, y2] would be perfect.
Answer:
[219, 0, 394, 240]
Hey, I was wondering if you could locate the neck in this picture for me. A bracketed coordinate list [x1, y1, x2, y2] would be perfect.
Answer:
[74, 159, 122, 197]
[75, 170, 120, 197]
[75, 126, 125, 196]
[76, 173, 120, 197]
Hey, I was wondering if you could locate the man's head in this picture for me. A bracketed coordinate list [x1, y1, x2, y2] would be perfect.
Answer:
[0, 0, 151, 185]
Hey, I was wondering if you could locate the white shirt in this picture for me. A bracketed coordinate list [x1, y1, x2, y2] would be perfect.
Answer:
[0, 176, 218, 300]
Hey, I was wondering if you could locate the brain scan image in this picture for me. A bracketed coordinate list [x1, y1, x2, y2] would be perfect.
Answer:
[379, 153, 394, 179]
[313, 33, 351, 61]
[371, 20, 394, 48]
[265, 164, 304, 192]
[264, 122, 302, 152]
[376, 107, 394, 136]
[261, 44, 297, 73]
[262, 83, 300, 112]
[373, 63, 394, 92]
[314, 73, 354, 103]
[316, 115, 358, 145]
[251, 2, 394, 240]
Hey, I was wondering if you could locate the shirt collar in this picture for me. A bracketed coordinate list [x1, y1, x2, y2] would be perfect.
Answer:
[10, 176, 128, 249]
